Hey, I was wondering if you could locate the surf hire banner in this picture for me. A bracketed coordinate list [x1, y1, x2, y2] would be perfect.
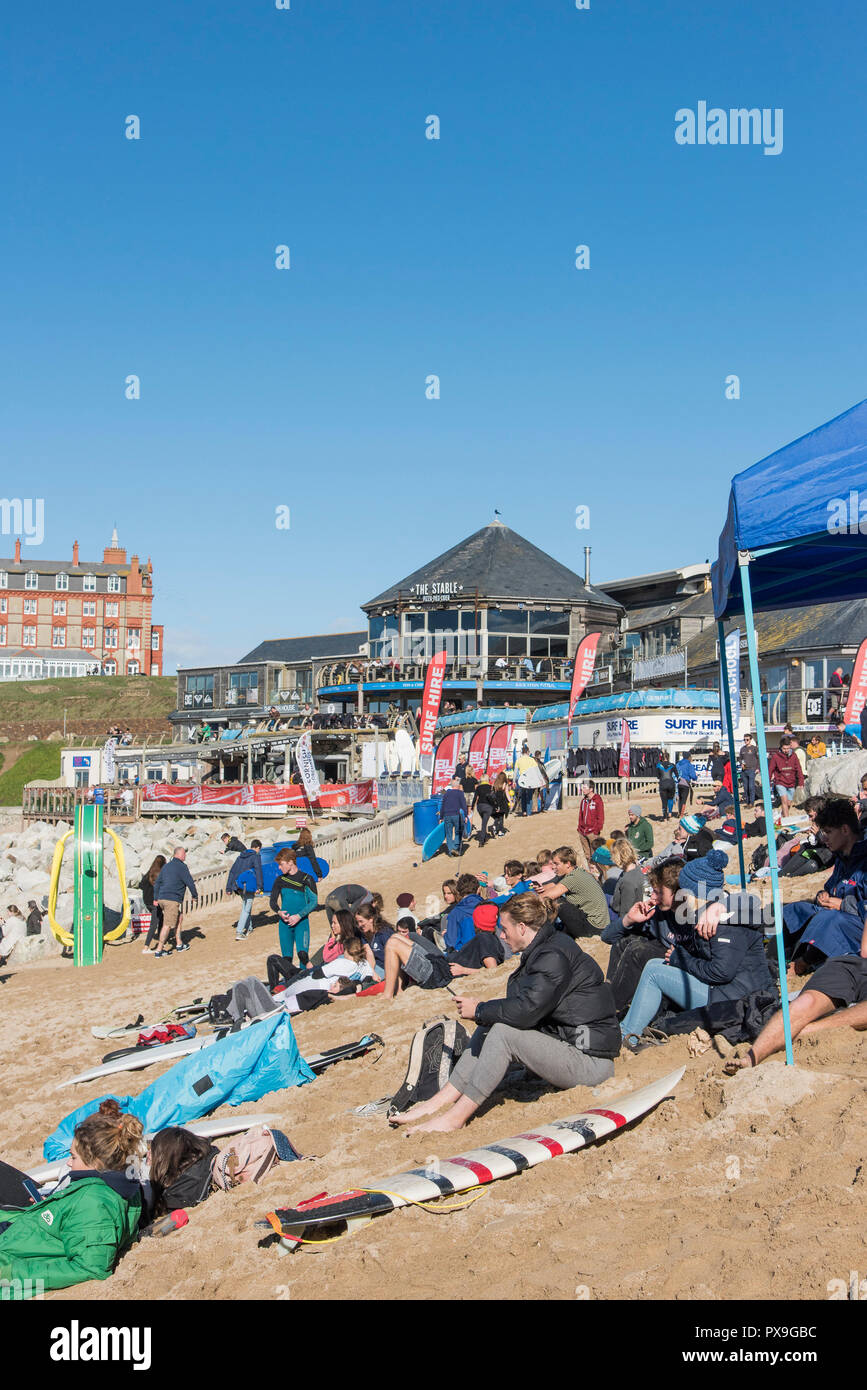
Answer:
[844, 638, 867, 725]
[418, 650, 448, 757]
[618, 718, 631, 778]
[432, 732, 462, 794]
[567, 632, 602, 738]
[467, 724, 494, 779]
[486, 723, 514, 780]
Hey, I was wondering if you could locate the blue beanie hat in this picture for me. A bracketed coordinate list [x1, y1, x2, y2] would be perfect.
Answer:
[679, 814, 706, 835]
[592, 846, 613, 865]
[678, 849, 728, 898]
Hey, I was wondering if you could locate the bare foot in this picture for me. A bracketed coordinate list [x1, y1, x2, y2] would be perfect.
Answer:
[723, 1047, 757, 1075]
[404, 1109, 466, 1135]
[388, 1097, 446, 1128]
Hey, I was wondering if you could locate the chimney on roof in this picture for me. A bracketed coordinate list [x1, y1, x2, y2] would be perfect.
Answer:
[102, 526, 126, 565]
[584, 547, 591, 586]
[14, 538, 21, 564]
[72, 539, 80, 567]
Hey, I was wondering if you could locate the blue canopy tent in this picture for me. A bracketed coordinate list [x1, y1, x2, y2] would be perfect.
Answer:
[711, 396, 867, 1065]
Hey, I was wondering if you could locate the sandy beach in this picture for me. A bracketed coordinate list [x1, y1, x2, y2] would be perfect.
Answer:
[2, 790, 864, 1302]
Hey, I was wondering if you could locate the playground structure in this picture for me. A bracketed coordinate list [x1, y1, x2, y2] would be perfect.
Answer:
[47, 797, 130, 966]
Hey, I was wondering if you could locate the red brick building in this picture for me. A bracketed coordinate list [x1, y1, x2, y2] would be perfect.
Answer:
[0, 530, 164, 680]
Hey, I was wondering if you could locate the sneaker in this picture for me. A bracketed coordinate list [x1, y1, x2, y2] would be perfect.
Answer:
[154, 950, 170, 959]
[175, 943, 190, 953]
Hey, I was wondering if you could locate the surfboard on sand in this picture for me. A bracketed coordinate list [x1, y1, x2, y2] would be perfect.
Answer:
[261, 1067, 684, 1246]
[27, 1112, 282, 1186]
[61, 1027, 383, 1088]
[236, 852, 330, 895]
[91, 1001, 210, 1040]
[422, 814, 472, 861]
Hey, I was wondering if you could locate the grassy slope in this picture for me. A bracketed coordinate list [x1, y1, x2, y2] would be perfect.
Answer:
[0, 741, 61, 803]
[0, 675, 175, 729]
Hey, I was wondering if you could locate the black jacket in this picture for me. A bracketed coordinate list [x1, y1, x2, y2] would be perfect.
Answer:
[668, 895, 772, 1004]
[475, 920, 621, 1058]
[472, 781, 495, 810]
[160, 1146, 219, 1213]
[224, 837, 247, 855]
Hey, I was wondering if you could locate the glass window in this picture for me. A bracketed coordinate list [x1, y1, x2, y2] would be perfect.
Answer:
[53, 598, 66, 615]
[549, 638, 568, 657]
[229, 671, 258, 693]
[83, 601, 96, 617]
[107, 575, 121, 593]
[507, 635, 528, 657]
[104, 660, 116, 675]
[151, 631, 160, 649]
[187, 674, 215, 694]
[528, 609, 569, 635]
[127, 629, 140, 649]
[426, 609, 459, 634]
[83, 573, 96, 591]
[128, 660, 140, 675]
[486, 607, 525, 634]
[106, 601, 118, 617]
[0, 597, 5, 612]
[105, 628, 118, 648]
[459, 610, 480, 631]
[487, 635, 508, 657]
[52, 627, 65, 648]
[0, 626, 5, 645]
[25, 571, 38, 590]
[368, 615, 385, 641]
[23, 598, 37, 614]
[82, 629, 95, 648]
[22, 625, 36, 646]
[56, 572, 69, 590]
[0, 572, 6, 588]
[530, 638, 550, 658]
[403, 613, 425, 633]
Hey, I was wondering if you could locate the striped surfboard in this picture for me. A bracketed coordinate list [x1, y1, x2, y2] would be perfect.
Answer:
[264, 1066, 685, 1242]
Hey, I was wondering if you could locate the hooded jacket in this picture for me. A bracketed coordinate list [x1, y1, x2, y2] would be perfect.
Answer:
[823, 839, 867, 916]
[226, 849, 264, 896]
[160, 1146, 219, 1213]
[444, 893, 484, 951]
[578, 792, 604, 837]
[767, 748, 804, 790]
[667, 895, 773, 1004]
[475, 919, 621, 1058]
[0, 1169, 142, 1291]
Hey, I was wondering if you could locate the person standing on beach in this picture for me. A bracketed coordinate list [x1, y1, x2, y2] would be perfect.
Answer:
[153, 849, 198, 957]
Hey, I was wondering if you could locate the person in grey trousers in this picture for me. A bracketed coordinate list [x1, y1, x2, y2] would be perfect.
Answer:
[393, 893, 621, 1134]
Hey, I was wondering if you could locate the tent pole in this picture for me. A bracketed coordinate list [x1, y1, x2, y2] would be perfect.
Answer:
[717, 621, 746, 888]
[738, 552, 794, 1065]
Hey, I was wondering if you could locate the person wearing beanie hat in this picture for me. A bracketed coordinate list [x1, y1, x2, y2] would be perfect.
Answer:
[446, 902, 505, 975]
[619, 855, 772, 1047]
[677, 849, 729, 902]
[625, 806, 654, 860]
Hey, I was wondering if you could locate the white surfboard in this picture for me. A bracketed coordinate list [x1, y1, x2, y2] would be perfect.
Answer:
[26, 1112, 281, 1185]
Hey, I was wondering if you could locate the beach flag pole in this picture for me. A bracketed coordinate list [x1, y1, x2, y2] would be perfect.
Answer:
[738, 552, 794, 1064]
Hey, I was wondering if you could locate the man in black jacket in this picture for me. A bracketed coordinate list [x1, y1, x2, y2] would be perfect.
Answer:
[396, 894, 620, 1134]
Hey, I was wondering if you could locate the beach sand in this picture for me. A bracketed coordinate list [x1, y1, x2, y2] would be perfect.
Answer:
[1, 791, 864, 1301]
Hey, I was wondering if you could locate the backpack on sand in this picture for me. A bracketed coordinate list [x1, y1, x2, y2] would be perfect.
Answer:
[211, 1124, 301, 1191]
[387, 1016, 470, 1118]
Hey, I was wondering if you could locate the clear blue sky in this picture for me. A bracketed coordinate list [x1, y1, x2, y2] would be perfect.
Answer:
[3, 0, 866, 672]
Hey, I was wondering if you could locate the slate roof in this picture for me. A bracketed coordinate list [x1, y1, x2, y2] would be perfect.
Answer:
[685, 599, 867, 670]
[237, 632, 367, 664]
[363, 522, 621, 610]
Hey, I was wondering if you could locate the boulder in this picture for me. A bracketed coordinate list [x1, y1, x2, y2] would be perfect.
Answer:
[14, 866, 48, 895]
[10, 932, 63, 965]
[45, 730, 65, 742]
[805, 750, 867, 799]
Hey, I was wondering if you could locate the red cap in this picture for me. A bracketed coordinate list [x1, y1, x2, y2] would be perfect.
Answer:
[473, 903, 499, 932]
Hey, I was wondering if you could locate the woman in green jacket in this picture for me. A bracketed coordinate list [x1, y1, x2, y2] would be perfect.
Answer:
[268, 848, 318, 966]
[0, 1099, 145, 1293]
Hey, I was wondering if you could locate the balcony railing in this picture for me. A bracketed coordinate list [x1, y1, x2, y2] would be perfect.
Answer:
[318, 659, 574, 686]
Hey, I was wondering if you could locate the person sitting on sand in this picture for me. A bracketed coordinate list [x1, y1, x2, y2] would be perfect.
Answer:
[609, 840, 646, 921]
[354, 901, 395, 980]
[323, 881, 373, 926]
[535, 845, 610, 939]
[395, 892, 417, 927]
[381, 922, 453, 997]
[618, 854, 772, 1048]
[0, 1099, 145, 1291]
[782, 798, 867, 971]
[276, 935, 376, 1006]
[442, 874, 484, 951]
[625, 806, 654, 859]
[488, 860, 534, 903]
[447, 903, 505, 976]
[725, 954, 867, 1073]
[392, 893, 620, 1134]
